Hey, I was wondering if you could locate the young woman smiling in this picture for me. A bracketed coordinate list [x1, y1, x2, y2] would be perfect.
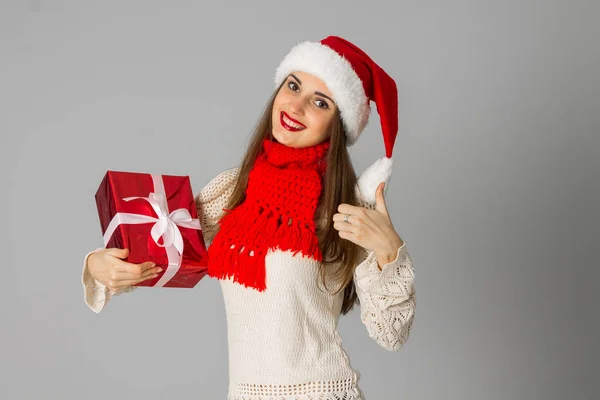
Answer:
[82, 36, 416, 400]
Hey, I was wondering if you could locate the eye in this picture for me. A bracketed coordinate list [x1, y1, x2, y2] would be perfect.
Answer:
[287, 81, 299, 92]
[315, 99, 330, 109]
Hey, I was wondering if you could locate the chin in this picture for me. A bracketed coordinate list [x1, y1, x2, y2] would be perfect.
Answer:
[272, 131, 296, 147]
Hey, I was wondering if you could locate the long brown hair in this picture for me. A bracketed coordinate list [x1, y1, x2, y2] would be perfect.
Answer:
[224, 81, 362, 315]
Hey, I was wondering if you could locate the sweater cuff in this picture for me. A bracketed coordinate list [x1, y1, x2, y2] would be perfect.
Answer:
[81, 248, 108, 313]
[379, 242, 406, 270]
[356, 242, 407, 277]
[354, 242, 413, 295]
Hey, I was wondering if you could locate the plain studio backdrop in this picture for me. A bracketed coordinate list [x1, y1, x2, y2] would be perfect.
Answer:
[1, 1, 598, 399]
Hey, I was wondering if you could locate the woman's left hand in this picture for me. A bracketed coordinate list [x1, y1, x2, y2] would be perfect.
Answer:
[333, 182, 404, 267]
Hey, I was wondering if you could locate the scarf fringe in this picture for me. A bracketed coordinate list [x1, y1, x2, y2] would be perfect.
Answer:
[207, 204, 322, 291]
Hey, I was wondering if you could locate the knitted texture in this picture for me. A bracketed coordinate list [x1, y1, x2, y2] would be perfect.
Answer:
[206, 138, 330, 292]
[228, 378, 363, 399]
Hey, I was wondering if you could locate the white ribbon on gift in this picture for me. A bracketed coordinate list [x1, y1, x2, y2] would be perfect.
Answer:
[102, 174, 202, 287]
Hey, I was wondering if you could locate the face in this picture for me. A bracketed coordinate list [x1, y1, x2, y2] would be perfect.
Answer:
[271, 71, 338, 148]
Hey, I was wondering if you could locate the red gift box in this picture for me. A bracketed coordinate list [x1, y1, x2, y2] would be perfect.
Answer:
[95, 170, 208, 288]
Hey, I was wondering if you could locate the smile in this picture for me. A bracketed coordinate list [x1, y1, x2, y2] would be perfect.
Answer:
[280, 111, 306, 132]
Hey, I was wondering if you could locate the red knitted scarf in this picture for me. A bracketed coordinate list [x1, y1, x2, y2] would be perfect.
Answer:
[206, 138, 330, 291]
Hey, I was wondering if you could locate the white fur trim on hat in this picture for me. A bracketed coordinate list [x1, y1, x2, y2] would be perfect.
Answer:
[274, 41, 370, 145]
[355, 156, 394, 205]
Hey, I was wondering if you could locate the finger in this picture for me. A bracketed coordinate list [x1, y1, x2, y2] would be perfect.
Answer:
[119, 273, 160, 287]
[337, 203, 362, 215]
[333, 221, 356, 235]
[375, 182, 389, 216]
[106, 247, 130, 259]
[333, 212, 368, 226]
[114, 260, 156, 274]
[332, 213, 353, 223]
[114, 265, 163, 281]
[337, 229, 357, 243]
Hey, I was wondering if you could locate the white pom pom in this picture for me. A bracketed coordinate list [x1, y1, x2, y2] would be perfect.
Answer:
[355, 157, 394, 205]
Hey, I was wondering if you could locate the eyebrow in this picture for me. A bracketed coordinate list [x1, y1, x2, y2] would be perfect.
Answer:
[315, 91, 335, 104]
[289, 74, 336, 105]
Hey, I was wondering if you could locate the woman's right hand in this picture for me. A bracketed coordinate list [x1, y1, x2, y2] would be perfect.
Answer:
[87, 248, 163, 293]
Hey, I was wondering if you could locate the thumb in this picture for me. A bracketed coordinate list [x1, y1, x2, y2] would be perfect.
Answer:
[375, 182, 389, 216]
[108, 247, 129, 259]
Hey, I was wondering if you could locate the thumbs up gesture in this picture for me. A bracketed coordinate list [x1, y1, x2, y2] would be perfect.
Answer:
[333, 182, 404, 270]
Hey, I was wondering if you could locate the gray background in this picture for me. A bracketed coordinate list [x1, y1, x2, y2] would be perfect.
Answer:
[1, 0, 598, 399]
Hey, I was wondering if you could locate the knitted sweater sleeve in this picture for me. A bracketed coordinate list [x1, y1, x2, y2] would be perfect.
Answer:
[194, 167, 240, 247]
[81, 167, 240, 313]
[352, 201, 416, 352]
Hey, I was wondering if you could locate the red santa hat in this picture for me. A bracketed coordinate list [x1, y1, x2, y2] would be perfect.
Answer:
[274, 35, 399, 204]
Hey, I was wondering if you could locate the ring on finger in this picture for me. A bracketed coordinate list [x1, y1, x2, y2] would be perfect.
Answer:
[343, 214, 350, 223]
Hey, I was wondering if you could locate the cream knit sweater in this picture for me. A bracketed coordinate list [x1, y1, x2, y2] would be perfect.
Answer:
[81, 168, 416, 400]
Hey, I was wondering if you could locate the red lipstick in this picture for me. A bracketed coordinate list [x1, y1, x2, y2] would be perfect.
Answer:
[280, 111, 306, 132]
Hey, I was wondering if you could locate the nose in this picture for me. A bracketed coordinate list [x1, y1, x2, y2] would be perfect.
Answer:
[289, 96, 306, 116]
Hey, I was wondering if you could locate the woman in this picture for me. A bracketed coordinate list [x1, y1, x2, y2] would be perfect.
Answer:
[82, 36, 416, 400]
